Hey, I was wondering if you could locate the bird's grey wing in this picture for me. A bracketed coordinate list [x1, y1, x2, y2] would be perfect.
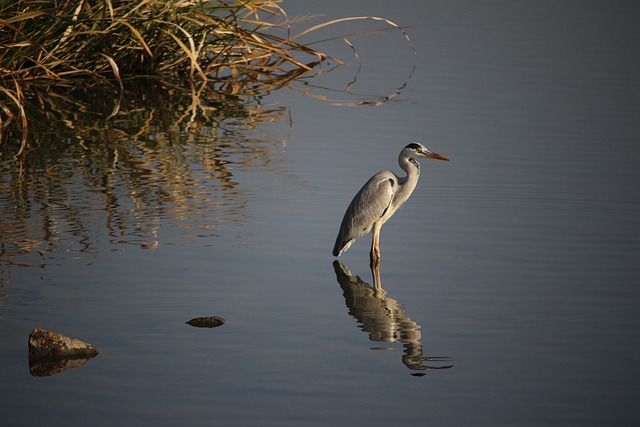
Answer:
[333, 172, 396, 256]
[345, 173, 396, 236]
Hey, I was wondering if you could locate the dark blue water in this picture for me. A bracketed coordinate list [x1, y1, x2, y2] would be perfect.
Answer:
[2, 1, 640, 426]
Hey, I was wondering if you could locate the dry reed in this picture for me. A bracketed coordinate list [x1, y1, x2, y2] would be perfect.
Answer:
[0, 0, 413, 157]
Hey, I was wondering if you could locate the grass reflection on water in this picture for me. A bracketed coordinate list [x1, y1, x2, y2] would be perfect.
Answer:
[0, 80, 290, 266]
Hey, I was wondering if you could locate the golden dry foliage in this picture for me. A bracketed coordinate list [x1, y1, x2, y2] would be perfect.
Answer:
[0, 1, 413, 156]
[0, 0, 326, 82]
[0, 0, 328, 155]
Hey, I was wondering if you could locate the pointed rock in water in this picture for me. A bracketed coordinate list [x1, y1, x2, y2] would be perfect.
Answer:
[186, 316, 226, 328]
[28, 329, 99, 377]
[28, 329, 99, 360]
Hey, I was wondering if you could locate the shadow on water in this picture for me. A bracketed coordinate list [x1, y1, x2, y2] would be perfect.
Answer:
[332, 260, 453, 375]
[29, 353, 97, 378]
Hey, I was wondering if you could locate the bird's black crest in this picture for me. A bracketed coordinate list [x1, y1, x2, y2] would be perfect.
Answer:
[406, 143, 422, 150]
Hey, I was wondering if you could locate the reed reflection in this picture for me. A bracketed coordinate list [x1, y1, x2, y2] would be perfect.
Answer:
[333, 260, 452, 374]
[0, 80, 288, 269]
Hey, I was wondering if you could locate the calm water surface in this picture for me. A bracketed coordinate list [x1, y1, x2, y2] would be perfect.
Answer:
[2, 1, 640, 426]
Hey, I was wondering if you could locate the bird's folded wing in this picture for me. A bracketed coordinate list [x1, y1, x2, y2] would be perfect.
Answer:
[344, 172, 395, 239]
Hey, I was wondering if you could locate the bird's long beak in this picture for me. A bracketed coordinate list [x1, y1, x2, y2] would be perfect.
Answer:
[426, 151, 449, 161]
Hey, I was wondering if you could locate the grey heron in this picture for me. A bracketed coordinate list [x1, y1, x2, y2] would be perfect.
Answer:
[332, 143, 449, 264]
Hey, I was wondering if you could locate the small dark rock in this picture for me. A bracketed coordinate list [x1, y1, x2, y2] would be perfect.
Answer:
[186, 316, 226, 328]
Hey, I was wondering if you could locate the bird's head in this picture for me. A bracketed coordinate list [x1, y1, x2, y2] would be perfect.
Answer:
[404, 143, 449, 161]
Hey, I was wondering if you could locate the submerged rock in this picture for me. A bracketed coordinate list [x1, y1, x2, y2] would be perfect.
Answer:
[186, 316, 225, 328]
[28, 329, 99, 376]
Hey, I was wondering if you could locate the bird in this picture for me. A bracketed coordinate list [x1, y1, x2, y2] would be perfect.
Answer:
[332, 143, 449, 265]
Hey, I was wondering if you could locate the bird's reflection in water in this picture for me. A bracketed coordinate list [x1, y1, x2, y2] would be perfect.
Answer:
[333, 260, 453, 374]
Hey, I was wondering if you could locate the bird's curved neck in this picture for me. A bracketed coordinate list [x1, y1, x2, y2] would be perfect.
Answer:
[397, 153, 420, 200]
[399, 153, 420, 183]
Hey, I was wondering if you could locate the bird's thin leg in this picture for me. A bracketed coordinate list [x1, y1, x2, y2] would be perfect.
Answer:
[370, 223, 382, 266]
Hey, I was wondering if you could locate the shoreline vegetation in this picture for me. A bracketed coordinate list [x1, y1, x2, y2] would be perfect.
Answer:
[0, 0, 412, 158]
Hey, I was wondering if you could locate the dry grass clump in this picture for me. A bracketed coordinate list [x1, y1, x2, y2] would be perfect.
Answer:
[0, 0, 328, 155]
[0, 1, 412, 157]
[1, 0, 325, 83]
